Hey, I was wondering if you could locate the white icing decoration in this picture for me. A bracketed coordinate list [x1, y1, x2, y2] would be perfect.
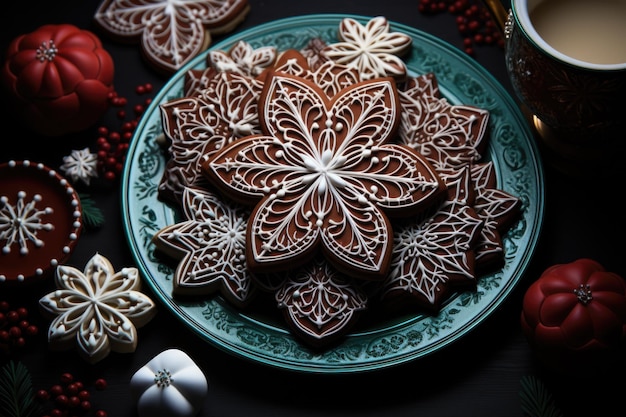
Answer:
[159, 70, 263, 203]
[60, 147, 99, 185]
[0, 191, 54, 255]
[152, 187, 253, 305]
[208, 40, 277, 77]
[381, 170, 483, 306]
[275, 258, 367, 342]
[398, 74, 489, 170]
[207, 72, 443, 276]
[94, 0, 248, 72]
[38, 253, 156, 363]
[130, 348, 208, 417]
[322, 16, 412, 80]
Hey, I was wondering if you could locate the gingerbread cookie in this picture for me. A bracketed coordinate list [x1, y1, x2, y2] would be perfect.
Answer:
[203, 70, 446, 279]
[94, 0, 250, 74]
[379, 167, 483, 313]
[152, 187, 256, 307]
[275, 257, 368, 348]
[158, 68, 263, 205]
[470, 162, 521, 271]
[0, 160, 83, 283]
[398, 73, 490, 170]
[39, 253, 157, 363]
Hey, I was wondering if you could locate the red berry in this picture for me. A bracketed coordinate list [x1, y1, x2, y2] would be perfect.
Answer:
[7, 311, 19, 322]
[95, 411, 107, 417]
[9, 326, 21, 338]
[78, 390, 90, 401]
[95, 378, 107, 390]
[16, 307, 28, 318]
[55, 394, 69, 407]
[135, 85, 146, 95]
[26, 325, 38, 336]
[104, 171, 116, 182]
[50, 384, 64, 396]
[80, 400, 91, 411]
[61, 373, 74, 384]
[36, 389, 50, 401]
[68, 395, 80, 408]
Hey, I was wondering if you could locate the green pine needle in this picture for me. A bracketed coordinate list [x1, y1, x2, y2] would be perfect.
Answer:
[520, 375, 564, 417]
[78, 193, 105, 229]
[0, 361, 42, 417]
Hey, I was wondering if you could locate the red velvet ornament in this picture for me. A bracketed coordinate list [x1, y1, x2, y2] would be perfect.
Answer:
[1, 24, 114, 136]
[521, 258, 626, 373]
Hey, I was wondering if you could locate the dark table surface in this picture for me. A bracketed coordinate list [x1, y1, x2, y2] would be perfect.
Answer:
[2, 1, 625, 416]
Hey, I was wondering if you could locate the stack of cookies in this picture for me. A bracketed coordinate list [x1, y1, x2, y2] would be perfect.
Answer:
[151, 16, 521, 349]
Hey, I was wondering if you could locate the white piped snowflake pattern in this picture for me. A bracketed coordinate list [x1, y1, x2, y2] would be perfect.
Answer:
[39, 253, 157, 363]
[152, 187, 255, 306]
[205, 72, 445, 278]
[322, 16, 412, 81]
[0, 191, 54, 255]
[60, 147, 99, 185]
[94, 0, 250, 73]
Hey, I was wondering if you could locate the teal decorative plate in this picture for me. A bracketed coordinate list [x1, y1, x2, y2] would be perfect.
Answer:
[121, 14, 544, 373]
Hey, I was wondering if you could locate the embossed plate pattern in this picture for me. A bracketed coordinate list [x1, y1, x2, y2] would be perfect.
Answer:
[121, 14, 544, 373]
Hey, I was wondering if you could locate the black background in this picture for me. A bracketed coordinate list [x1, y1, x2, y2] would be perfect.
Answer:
[2, 1, 625, 416]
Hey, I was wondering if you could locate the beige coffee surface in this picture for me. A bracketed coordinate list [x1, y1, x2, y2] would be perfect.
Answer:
[530, 0, 626, 65]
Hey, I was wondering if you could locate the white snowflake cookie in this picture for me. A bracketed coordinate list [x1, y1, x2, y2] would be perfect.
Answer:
[39, 253, 157, 363]
[60, 147, 99, 185]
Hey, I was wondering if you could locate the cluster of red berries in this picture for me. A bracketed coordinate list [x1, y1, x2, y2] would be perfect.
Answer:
[0, 301, 39, 355]
[418, 0, 504, 56]
[36, 372, 108, 417]
[96, 83, 155, 183]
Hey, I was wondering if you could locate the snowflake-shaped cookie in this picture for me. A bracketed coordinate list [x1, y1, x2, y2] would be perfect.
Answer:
[94, 0, 250, 73]
[471, 162, 521, 270]
[204, 71, 445, 279]
[207, 40, 277, 77]
[39, 253, 156, 363]
[158, 69, 263, 205]
[275, 257, 368, 347]
[398, 73, 490, 170]
[60, 147, 99, 185]
[380, 167, 483, 312]
[322, 16, 412, 81]
[152, 187, 255, 306]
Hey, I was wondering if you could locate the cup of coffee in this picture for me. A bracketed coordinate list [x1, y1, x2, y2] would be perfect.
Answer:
[482, 0, 626, 176]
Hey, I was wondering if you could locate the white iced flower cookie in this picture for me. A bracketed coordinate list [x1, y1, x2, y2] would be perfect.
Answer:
[322, 16, 412, 81]
[39, 253, 157, 363]
[60, 147, 99, 186]
[131, 349, 208, 417]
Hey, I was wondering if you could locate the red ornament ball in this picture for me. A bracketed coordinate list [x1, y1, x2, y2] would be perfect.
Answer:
[520, 258, 626, 374]
[1, 24, 115, 136]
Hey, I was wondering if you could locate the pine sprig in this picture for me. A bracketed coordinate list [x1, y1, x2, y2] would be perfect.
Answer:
[78, 193, 105, 229]
[520, 375, 564, 417]
[0, 361, 42, 417]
